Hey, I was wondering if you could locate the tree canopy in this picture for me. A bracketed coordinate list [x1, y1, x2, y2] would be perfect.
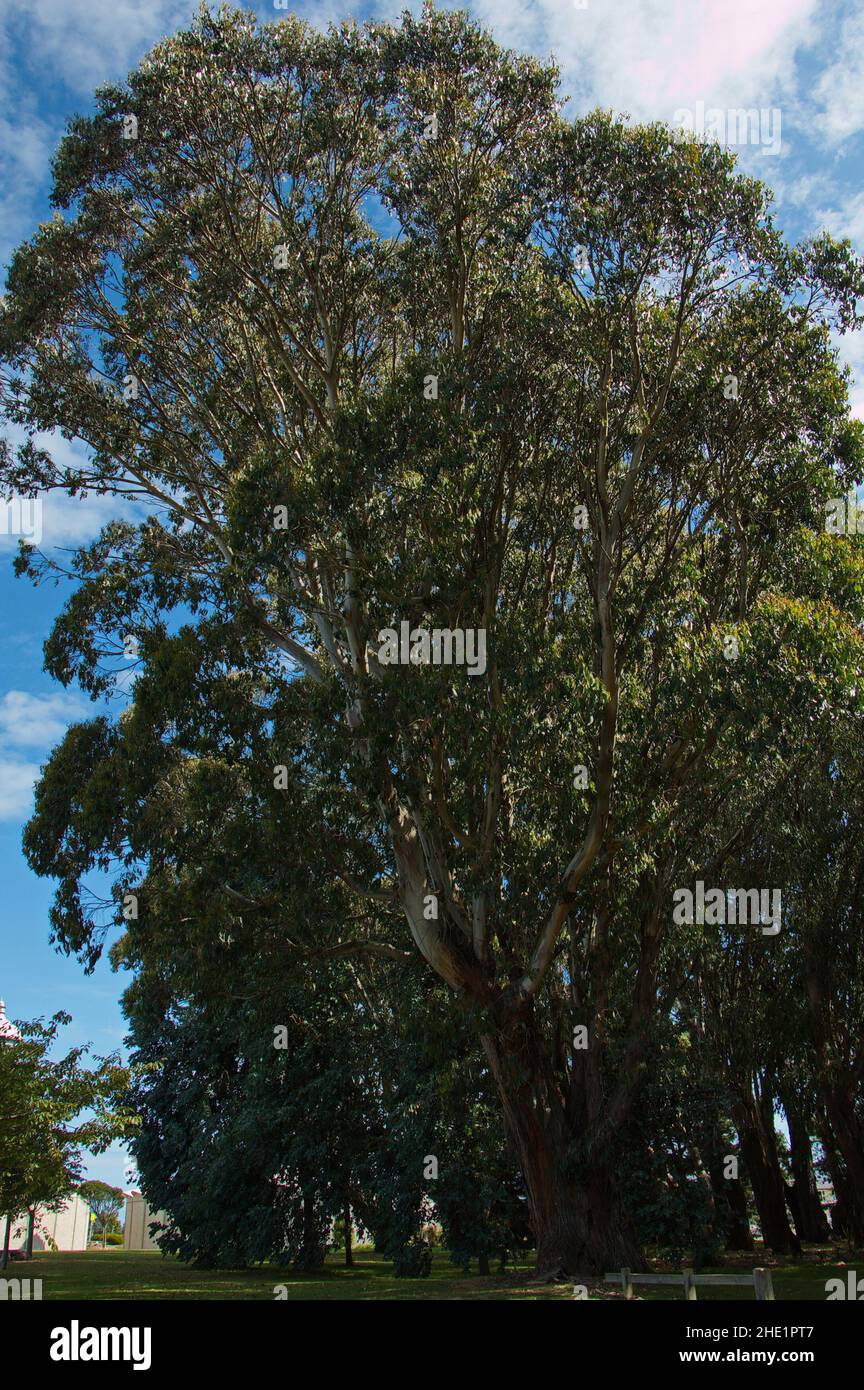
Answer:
[2, 3, 864, 1275]
[0, 1011, 127, 1262]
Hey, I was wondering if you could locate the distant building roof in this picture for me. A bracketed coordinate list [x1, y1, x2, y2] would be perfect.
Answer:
[0, 998, 21, 1042]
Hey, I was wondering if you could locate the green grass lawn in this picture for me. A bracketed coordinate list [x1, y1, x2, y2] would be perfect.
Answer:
[18, 1246, 859, 1301]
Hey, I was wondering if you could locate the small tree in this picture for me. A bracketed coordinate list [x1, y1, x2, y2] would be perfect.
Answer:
[78, 1180, 125, 1247]
[0, 1012, 128, 1266]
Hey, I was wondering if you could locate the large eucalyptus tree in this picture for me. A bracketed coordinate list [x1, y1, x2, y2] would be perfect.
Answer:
[3, 4, 863, 1273]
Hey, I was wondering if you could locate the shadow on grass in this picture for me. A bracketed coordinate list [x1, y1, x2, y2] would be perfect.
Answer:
[23, 1246, 857, 1301]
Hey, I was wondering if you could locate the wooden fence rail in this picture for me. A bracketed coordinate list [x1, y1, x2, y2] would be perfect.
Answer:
[603, 1268, 775, 1300]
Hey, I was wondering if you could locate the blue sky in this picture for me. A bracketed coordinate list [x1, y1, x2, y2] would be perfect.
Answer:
[1, 0, 863, 1187]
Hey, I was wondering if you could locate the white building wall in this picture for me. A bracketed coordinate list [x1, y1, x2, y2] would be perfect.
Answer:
[123, 1194, 166, 1251]
[3, 1194, 93, 1251]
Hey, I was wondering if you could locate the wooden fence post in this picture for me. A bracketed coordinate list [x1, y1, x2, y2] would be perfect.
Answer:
[682, 1268, 698, 1300]
[753, 1268, 774, 1301]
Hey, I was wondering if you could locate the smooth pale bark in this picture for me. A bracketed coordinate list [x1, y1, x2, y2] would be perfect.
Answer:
[387, 805, 485, 995]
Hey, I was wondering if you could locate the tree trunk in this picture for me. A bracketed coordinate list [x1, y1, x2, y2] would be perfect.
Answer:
[804, 933, 864, 1238]
[482, 1006, 645, 1278]
[343, 1203, 353, 1268]
[701, 1122, 755, 1251]
[723, 1176, 756, 1251]
[706, 1156, 755, 1251]
[294, 1192, 326, 1271]
[26, 1210, 35, 1259]
[781, 1102, 830, 1243]
[822, 1083, 864, 1220]
[732, 1093, 800, 1255]
[818, 1113, 864, 1243]
[1, 1215, 10, 1270]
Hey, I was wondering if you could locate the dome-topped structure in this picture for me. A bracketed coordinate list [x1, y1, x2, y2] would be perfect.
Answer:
[0, 997, 22, 1042]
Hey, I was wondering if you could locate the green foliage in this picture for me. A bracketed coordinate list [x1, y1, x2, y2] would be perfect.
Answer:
[0, 1014, 129, 1222]
[78, 1180, 125, 1238]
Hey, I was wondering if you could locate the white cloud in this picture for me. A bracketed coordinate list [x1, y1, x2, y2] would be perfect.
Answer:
[0, 0, 851, 161]
[0, 0, 198, 97]
[0, 428, 139, 551]
[0, 757, 41, 819]
[0, 689, 88, 749]
[812, 5, 864, 145]
[0, 107, 58, 270]
[0, 0, 199, 271]
[287, 0, 819, 122]
[815, 190, 864, 245]
[446, 0, 820, 122]
[812, 188, 864, 418]
[832, 328, 864, 421]
[770, 169, 837, 218]
[0, 689, 91, 822]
